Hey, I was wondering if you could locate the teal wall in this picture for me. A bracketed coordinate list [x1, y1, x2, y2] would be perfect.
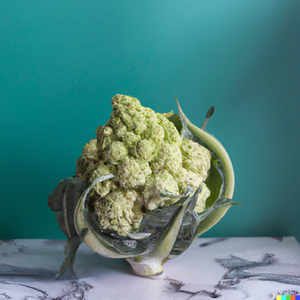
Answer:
[1, 1, 299, 241]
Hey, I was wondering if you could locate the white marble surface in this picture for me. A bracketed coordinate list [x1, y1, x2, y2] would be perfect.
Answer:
[0, 237, 300, 299]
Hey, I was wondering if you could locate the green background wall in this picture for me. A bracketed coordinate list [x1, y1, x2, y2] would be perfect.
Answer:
[1, 0, 299, 241]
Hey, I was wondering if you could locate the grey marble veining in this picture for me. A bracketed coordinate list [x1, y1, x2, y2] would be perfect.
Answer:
[0, 237, 300, 299]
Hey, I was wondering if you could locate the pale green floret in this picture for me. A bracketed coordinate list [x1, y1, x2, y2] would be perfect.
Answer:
[111, 117, 127, 139]
[123, 132, 141, 158]
[169, 166, 189, 193]
[157, 114, 181, 146]
[107, 141, 128, 165]
[96, 126, 114, 151]
[194, 182, 211, 214]
[145, 123, 164, 143]
[111, 94, 141, 132]
[186, 170, 204, 189]
[133, 114, 147, 135]
[137, 139, 156, 161]
[181, 138, 211, 181]
[152, 143, 182, 173]
[94, 189, 143, 236]
[76, 94, 212, 236]
[143, 170, 179, 211]
[82, 139, 99, 161]
[75, 140, 99, 176]
[117, 156, 152, 188]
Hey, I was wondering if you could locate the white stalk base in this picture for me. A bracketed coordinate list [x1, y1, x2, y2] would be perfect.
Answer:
[126, 257, 164, 277]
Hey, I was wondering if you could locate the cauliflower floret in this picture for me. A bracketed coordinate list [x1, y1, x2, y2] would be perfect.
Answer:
[142, 170, 179, 210]
[107, 141, 128, 165]
[117, 156, 152, 188]
[94, 189, 143, 236]
[194, 182, 211, 214]
[82, 139, 99, 160]
[75, 94, 211, 236]
[84, 163, 117, 197]
[181, 138, 211, 181]
[151, 143, 182, 173]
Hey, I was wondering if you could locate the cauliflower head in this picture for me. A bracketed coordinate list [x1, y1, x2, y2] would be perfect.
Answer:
[75, 94, 211, 236]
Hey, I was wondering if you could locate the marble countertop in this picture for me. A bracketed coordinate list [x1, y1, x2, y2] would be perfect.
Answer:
[0, 237, 300, 299]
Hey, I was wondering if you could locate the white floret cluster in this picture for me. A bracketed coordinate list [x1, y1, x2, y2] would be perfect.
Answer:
[75, 94, 211, 236]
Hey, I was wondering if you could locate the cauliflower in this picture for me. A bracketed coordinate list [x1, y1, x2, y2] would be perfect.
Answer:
[75, 94, 211, 236]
